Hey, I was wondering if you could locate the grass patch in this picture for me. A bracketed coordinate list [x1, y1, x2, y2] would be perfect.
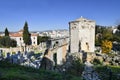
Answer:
[0, 61, 82, 80]
[95, 65, 120, 80]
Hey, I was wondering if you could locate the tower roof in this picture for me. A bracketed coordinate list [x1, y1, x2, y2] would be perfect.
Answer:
[75, 16, 94, 22]
[69, 16, 95, 24]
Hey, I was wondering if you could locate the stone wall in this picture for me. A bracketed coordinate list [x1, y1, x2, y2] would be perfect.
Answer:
[0, 47, 22, 53]
[44, 44, 68, 66]
[86, 53, 120, 66]
[68, 52, 118, 66]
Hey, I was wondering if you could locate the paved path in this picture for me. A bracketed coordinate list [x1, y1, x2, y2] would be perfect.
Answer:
[82, 61, 101, 80]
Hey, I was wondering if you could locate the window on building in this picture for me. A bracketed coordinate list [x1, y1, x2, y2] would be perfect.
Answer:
[34, 42, 35, 44]
[20, 38, 21, 40]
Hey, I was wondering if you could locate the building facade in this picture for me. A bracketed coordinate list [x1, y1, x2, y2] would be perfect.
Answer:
[10, 30, 38, 46]
[69, 17, 95, 53]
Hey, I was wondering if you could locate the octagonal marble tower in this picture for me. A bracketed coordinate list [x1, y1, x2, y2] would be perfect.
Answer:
[69, 17, 95, 53]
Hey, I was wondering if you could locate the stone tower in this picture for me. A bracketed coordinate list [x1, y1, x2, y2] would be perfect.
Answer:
[69, 17, 95, 53]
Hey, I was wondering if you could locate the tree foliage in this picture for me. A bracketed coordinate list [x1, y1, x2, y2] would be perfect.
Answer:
[0, 28, 16, 47]
[102, 28, 113, 40]
[95, 33, 102, 46]
[23, 22, 31, 45]
[95, 25, 106, 46]
[5, 28, 9, 36]
[113, 33, 120, 42]
[113, 24, 120, 42]
[66, 56, 84, 76]
[11, 39, 17, 47]
[117, 24, 120, 30]
[0, 36, 17, 47]
[101, 40, 112, 53]
[96, 24, 120, 52]
[95, 25, 103, 34]
[95, 25, 113, 46]
[37, 36, 50, 45]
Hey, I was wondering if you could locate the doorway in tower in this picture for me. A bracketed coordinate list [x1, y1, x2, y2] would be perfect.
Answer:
[78, 40, 81, 52]
[53, 53, 57, 69]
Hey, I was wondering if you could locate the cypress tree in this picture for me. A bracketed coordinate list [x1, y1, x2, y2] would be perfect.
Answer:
[5, 28, 9, 36]
[23, 22, 31, 45]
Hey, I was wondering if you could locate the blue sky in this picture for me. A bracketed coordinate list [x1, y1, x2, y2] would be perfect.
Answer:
[0, 0, 120, 31]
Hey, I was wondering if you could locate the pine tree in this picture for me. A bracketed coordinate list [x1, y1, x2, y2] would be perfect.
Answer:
[23, 22, 31, 45]
[5, 28, 9, 36]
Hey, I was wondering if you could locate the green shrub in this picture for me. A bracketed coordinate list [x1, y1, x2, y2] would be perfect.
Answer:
[95, 65, 120, 80]
[66, 57, 84, 76]
[92, 58, 103, 65]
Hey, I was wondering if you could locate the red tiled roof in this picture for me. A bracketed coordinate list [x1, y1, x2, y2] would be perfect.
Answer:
[10, 31, 38, 37]
[10, 33, 22, 37]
